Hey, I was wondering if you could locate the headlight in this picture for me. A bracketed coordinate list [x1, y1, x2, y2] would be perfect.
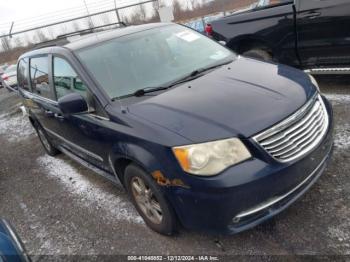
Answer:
[308, 74, 320, 92]
[172, 138, 251, 176]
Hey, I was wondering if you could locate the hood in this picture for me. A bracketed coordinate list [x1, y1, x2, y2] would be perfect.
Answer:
[128, 57, 316, 143]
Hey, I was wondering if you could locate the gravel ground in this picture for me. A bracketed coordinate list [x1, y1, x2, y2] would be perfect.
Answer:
[0, 76, 349, 260]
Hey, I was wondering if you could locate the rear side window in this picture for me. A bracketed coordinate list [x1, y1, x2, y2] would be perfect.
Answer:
[17, 58, 30, 91]
[30, 56, 53, 99]
[53, 57, 88, 99]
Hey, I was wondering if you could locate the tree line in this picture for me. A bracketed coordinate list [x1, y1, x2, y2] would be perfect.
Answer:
[0, 0, 256, 64]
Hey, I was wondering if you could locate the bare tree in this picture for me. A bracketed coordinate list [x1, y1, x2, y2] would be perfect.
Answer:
[121, 14, 130, 24]
[189, 0, 197, 9]
[25, 34, 34, 46]
[152, 1, 160, 21]
[85, 18, 94, 30]
[172, 0, 183, 19]
[0, 35, 11, 51]
[34, 30, 48, 43]
[60, 24, 69, 35]
[72, 21, 81, 31]
[101, 14, 112, 25]
[47, 27, 56, 39]
[13, 37, 22, 48]
[139, 4, 147, 21]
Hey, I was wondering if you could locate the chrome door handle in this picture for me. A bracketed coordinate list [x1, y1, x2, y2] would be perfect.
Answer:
[44, 109, 54, 117]
[54, 113, 65, 120]
[302, 12, 321, 19]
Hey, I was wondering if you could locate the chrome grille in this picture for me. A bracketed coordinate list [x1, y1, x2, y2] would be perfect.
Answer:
[253, 94, 329, 162]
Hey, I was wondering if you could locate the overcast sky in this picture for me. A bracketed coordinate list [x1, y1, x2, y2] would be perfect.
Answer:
[0, 0, 147, 29]
[1, 0, 84, 22]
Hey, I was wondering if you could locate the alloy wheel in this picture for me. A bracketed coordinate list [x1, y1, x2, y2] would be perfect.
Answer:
[38, 128, 51, 151]
[131, 176, 163, 225]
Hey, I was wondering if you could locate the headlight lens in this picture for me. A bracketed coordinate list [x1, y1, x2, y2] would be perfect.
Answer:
[172, 138, 251, 176]
[308, 74, 320, 92]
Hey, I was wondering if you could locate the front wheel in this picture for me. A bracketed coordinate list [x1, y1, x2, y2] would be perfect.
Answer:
[35, 124, 60, 156]
[125, 164, 177, 235]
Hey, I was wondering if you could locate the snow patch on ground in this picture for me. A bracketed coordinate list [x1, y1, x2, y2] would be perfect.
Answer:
[37, 155, 143, 224]
[334, 124, 350, 149]
[0, 113, 35, 142]
[19, 202, 58, 255]
[325, 94, 350, 106]
[327, 223, 350, 253]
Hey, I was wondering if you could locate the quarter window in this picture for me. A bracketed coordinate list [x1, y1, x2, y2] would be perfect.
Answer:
[53, 57, 87, 99]
[30, 56, 52, 99]
[17, 58, 30, 91]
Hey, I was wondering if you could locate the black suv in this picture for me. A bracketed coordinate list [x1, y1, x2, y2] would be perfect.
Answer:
[209, 0, 350, 73]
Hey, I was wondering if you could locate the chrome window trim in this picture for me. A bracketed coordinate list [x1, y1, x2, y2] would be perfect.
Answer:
[88, 113, 110, 121]
[21, 89, 58, 105]
[253, 93, 329, 163]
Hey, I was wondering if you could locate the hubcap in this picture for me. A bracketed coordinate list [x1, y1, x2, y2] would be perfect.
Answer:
[131, 177, 163, 225]
[38, 129, 51, 151]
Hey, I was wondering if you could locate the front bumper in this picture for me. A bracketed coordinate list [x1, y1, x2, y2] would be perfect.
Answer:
[167, 97, 333, 234]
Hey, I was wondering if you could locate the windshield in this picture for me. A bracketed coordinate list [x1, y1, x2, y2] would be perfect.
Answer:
[77, 24, 235, 99]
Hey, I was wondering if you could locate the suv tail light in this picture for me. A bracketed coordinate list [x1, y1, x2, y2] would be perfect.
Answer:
[205, 24, 213, 37]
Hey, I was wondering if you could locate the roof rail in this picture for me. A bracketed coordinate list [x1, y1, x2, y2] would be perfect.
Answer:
[32, 22, 126, 50]
[33, 38, 70, 50]
[56, 22, 127, 39]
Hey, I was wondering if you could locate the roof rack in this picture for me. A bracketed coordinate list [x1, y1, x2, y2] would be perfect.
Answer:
[33, 38, 70, 49]
[33, 22, 127, 50]
[57, 22, 127, 39]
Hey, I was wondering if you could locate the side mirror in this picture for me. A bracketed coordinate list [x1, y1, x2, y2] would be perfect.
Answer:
[58, 93, 88, 115]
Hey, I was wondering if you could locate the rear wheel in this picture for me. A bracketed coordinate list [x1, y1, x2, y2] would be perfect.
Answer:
[242, 48, 272, 62]
[35, 124, 60, 156]
[125, 164, 177, 235]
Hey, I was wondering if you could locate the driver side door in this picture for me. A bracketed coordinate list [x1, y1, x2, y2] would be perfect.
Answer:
[47, 56, 113, 172]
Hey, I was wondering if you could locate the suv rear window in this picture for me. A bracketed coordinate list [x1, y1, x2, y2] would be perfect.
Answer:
[17, 58, 30, 91]
[30, 56, 53, 99]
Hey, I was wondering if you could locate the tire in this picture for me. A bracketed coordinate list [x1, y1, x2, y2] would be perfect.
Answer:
[35, 124, 60, 156]
[242, 48, 272, 62]
[124, 164, 177, 235]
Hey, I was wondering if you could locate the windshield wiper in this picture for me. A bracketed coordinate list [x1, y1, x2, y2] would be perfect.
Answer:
[115, 60, 233, 99]
[133, 86, 170, 97]
[166, 60, 233, 88]
[131, 69, 208, 97]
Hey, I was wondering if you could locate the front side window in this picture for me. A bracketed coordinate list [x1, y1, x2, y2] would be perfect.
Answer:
[255, 0, 293, 8]
[53, 57, 88, 99]
[77, 24, 235, 99]
[30, 56, 52, 99]
[17, 58, 30, 90]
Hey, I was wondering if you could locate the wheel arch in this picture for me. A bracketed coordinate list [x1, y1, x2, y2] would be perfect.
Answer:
[227, 35, 274, 56]
[110, 143, 167, 186]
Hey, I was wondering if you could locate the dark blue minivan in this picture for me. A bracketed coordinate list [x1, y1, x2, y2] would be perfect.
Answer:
[17, 23, 333, 235]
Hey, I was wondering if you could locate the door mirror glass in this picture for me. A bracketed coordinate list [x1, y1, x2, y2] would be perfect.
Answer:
[58, 93, 88, 115]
